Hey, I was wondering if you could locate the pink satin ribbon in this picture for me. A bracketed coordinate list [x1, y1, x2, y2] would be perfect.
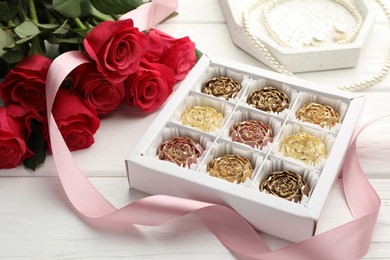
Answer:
[119, 0, 178, 29]
[45, 1, 382, 259]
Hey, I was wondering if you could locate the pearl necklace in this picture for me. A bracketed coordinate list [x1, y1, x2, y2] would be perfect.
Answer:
[262, 0, 363, 48]
[242, 0, 390, 91]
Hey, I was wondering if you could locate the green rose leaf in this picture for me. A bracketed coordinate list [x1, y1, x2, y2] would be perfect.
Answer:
[2, 49, 25, 64]
[80, 0, 93, 17]
[53, 0, 81, 18]
[14, 34, 37, 46]
[52, 20, 71, 35]
[14, 20, 40, 38]
[23, 119, 47, 171]
[53, 0, 92, 18]
[0, 2, 18, 22]
[53, 20, 71, 35]
[35, 23, 60, 29]
[89, 0, 144, 15]
[0, 28, 15, 57]
[195, 48, 203, 62]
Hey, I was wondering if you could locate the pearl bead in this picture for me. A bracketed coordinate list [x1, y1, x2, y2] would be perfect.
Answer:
[333, 24, 347, 41]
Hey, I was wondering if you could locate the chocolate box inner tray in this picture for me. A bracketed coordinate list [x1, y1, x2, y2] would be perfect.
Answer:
[126, 55, 365, 242]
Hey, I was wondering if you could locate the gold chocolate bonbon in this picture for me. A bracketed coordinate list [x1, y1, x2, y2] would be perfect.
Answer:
[280, 132, 327, 164]
[181, 106, 223, 132]
[157, 136, 203, 167]
[260, 170, 309, 203]
[207, 154, 253, 184]
[201, 76, 241, 100]
[229, 120, 273, 148]
[247, 86, 289, 112]
[296, 102, 340, 127]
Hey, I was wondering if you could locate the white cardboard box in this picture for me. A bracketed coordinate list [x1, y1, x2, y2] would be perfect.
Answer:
[219, 0, 376, 73]
[126, 55, 365, 242]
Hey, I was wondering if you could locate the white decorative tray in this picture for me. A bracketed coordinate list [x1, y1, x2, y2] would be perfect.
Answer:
[219, 0, 376, 73]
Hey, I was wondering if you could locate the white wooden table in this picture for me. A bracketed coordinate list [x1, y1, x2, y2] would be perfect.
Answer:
[1, 0, 389, 259]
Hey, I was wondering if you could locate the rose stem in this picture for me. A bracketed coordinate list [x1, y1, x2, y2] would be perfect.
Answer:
[73, 18, 87, 30]
[44, 8, 57, 25]
[17, 5, 27, 21]
[28, 0, 38, 23]
[91, 7, 115, 22]
[30, 37, 45, 56]
[28, 0, 45, 56]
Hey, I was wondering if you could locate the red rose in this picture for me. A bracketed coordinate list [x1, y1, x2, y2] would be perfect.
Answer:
[0, 55, 52, 113]
[124, 59, 175, 112]
[51, 89, 100, 151]
[0, 105, 42, 169]
[72, 63, 125, 116]
[144, 29, 196, 82]
[83, 19, 146, 83]
[143, 29, 167, 63]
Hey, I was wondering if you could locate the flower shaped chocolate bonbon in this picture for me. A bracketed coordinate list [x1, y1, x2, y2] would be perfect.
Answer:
[181, 106, 224, 132]
[247, 86, 290, 112]
[229, 120, 273, 148]
[157, 136, 204, 167]
[201, 76, 241, 100]
[207, 154, 253, 183]
[280, 132, 327, 164]
[260, 170, 310, 203]
[296, 102, 340, 127]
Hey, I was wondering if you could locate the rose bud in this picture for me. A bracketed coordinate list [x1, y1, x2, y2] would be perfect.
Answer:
[124, 59, 175, 113]
[72, 63, 125, 116]
[0, 105, 42, 169]
[84, 19, 146, 83]
[0, 55, 52, 114]
[144, 28, 196, 82]
[49, 89, 100, 151]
